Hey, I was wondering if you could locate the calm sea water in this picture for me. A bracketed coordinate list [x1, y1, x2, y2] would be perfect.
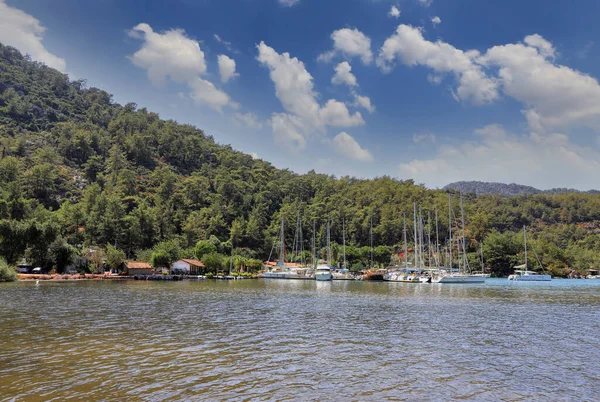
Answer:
[1, 278, 599, 401]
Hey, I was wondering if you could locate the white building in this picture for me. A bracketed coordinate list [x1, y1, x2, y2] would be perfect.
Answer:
[171, 259, 205, 275]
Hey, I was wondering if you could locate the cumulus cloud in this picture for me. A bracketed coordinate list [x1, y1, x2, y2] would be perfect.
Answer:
[432, 16, 441, 26]
[331, 62, 375, 113]
[333, 132, 373, 162]
[257, 41, 365, 151]
[353, 92, 375, 113]
[319, 99, 365, 127]
[234, 112, 263, 129]
[389, 6, 401, 18]
[399, 124, 600, 189]
[217, 54, 239, 83]
[377, 26, 600, 133]
[270, 113, 307, 152]
[477, 36, 600, 132]
[332, 61, 357, 87]
[188, 78, 237, 112]
[0, 0, 66, 72]
[129, 23, 207, 85]
[318, 28, 373, 65]
[278, 0, 300, 6]
[129, 23, 236, 111]
[376, 24, 499, 105]
[418, 0, 432, 7]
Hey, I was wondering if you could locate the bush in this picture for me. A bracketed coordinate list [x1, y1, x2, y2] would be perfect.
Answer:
[0, 257, 18, 282]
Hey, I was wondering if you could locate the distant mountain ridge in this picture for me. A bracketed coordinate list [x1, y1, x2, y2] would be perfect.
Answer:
[443, 181, 600, 196]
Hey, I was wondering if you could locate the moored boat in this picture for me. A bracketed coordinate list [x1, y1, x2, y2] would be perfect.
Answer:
[508, 226, 551, 282]
[315, 264, 333, 281]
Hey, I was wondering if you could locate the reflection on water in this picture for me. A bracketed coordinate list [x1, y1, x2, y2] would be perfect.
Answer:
[0, 279, 599, 400]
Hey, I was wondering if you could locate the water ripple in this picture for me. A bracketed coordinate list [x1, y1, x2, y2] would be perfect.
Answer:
[0, 279, 599, 401]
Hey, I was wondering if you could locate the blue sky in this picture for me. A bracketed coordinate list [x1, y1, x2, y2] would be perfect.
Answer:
[3, 0, 600, 189]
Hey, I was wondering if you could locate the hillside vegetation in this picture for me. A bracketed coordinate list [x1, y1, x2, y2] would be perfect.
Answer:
[2, 43, 600, 277]
[445, 181, 599, 197]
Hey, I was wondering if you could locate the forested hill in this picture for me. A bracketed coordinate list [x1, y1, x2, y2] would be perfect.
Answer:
[2, 42, 600, 278]
[444, 181, 599, 197]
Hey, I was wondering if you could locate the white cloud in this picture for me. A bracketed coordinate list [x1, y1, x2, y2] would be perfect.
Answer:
[318, 28, 373, 65]
[0, 0, 66, 72]
[353, 92, 375, 113]
[523, 34, 555, 59]
[319, 99, 365, 127]
[333, 132, 373, 162]
[478, 35, 600, 132]
[257, 41, 366, 152]
[257, 41, 321, 129]
[129, 23, 236, 111]
[388, 6, 401, 18]
[271, 113, 307, 152]
[278, 0, 300, 6]
[413, 132, 436, 143]
[129, 23, 207, 85]
[234, 112, 263, 129]
[249, 152, 260, 160]
[331, 62, 375, 113]
[376, 24, 499, 105]
[418, 0, 432, 7]
[188, 78, 237, 112]
[399, 124, 600, 189]
[332, 62, 357, 87]
[432, 16, 441, 26]
[217, 54, 239, 83]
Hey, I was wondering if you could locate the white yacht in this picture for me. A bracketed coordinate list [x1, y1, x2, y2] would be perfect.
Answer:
[315, 264, 333, 281]
[315, 219, 333, 281]
[508, 266, 551, 281]
[508, 226, 551, 282]
[432, 193, 486, 284]
[432, 271, 486, 283]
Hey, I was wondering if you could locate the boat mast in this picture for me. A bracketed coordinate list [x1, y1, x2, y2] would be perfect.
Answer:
[435, 206, 440, 268]
[312, 219, 316, 269]
[413, 203, 418, 268]
[427, 211, 432, 269]
[460, 191, 467, 273]
[343, 217, 347, 269]
[326, 217, 331, 266]
[370, 216, 374, 269]
[279, 214, 285, 266]
[403, 214, 408, 269]
[419, 205, 424, 267]
[523, 225, 527, 270]
[448, 194, 452, 269]
[480, 241, 484, 272]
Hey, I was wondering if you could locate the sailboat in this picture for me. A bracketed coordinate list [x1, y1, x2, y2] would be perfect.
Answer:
[315, 218, 333, 281]
[432, 192, 486, 284]
[508, 226, 551, 281]
[262, 214, 311, 279]
[472, 241, 491, 278]
[363, 216, 386, 280]
[333, 217, 352, 280]
[386, 213, 421, 283]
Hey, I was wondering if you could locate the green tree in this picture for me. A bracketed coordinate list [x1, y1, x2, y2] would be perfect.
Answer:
[106, 244, 126, 271]
[202, 252, 224, 275]
[0, 257, 18, 282]
[193, 240, 217, 260]
[50, 238, 77, 273]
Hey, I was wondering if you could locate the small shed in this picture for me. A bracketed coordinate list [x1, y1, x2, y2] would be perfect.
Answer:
[125, 262, 153, 276]
[172, 259, 205, 275]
